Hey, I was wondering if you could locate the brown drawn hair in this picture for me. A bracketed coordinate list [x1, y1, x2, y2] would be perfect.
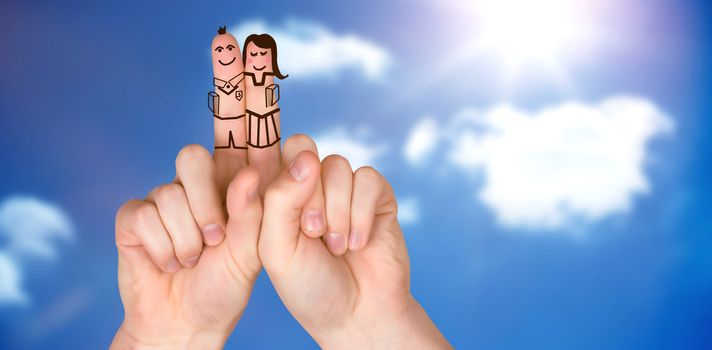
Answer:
[242, 33, 288, 80]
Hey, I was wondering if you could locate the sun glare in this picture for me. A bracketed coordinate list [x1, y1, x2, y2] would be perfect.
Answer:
[400, 0, 605, 100]
[476, 0, 592, 68]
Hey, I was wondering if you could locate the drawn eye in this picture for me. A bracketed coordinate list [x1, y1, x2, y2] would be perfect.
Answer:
[260, 51, 267, 56]
[227, 45, 235, 51]
[215, 46, 224, 52]
[250, 52, 258, 57]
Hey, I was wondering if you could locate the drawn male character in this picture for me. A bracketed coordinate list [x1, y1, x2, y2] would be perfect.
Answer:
[243, 34, 288, 149]
[209, 26, 247, 150]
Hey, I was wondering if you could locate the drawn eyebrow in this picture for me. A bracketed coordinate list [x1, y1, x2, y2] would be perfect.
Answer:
[259, 51, 267, 56]
[227, 44, 235, 50]
[214, 46, 224, 51]
[250, 52, 258, 57]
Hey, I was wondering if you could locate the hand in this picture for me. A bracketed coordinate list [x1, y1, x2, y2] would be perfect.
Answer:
[111, 145, 262, 349]
[112, 27, 284, 348]
[258, 135, 451, 349]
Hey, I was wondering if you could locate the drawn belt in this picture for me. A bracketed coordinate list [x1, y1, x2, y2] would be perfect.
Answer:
[213, 113, 245, 120]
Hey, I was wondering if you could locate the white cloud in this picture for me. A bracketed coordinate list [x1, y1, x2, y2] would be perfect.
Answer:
[408, 96, 673, 231]
[397, 197, 420, 226]
[0, 196, 74, 305]
[232, 19, 392, 80]
[313, 127, 388, 170]
[403, 117, 439, 166]
[0, 252, 26, 304]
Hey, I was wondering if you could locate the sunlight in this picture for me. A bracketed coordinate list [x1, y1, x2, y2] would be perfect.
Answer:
[477, 0, 584, 65]
[441, 0, 604, 93]
[366, 0, 609, 104]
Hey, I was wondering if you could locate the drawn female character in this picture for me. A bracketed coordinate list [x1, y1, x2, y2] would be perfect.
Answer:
[209, 26, 247, 150]
[242, 34, 288, 149]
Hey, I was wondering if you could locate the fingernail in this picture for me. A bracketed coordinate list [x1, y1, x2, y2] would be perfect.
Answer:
[289, 157, 309, 182]
[303, 210, 324, 233]
[349, 230, 362, 251]
[184, 255, 199, 268]
[247, 183, 259, 201]
[326, 232, 346, 255]
[166, 259, 180, 273]
[202, 224, 224, 245]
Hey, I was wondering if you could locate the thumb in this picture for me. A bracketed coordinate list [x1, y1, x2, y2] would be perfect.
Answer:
[258, 150, 320, 271]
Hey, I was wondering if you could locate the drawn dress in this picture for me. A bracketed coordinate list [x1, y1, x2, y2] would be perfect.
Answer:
[245, 72, 281, 148]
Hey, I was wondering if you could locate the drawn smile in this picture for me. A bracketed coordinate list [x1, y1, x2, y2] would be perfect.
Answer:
[219, 57, 236, 66]
[253, 65, 266, 71]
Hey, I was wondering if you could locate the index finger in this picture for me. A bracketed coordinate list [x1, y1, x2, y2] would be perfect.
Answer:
[209, 26, 248, 191]
[243, 33, 287, 193]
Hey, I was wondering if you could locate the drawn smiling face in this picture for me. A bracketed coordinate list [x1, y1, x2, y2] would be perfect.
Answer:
[245, 42, 273, 76]
[217, 46, 236, 66]
[211, 32, 243, 79]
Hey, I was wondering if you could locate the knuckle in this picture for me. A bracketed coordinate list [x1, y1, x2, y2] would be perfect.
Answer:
[153, 183, 184, 203]
[227, 167, 258, 197]
[354, 166, 382, 183]
[133, 202, 159, 229]
[284, 134, 316, 151]
[116, 199, 140, 223]
[323, 154, 352, 171]
[264, 184, 288, 206]
[177, 144, 210, 166]
[115, 200, 143, 244]
[264, 183, 297, 215]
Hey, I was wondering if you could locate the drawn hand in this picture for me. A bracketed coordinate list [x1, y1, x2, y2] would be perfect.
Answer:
[258, 135, 451, 349]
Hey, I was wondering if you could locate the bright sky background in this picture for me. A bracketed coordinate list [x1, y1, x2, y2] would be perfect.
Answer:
[1, 0, 710, 348]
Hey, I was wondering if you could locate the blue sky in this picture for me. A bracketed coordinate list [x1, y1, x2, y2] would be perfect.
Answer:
[0, 0, 710, 348]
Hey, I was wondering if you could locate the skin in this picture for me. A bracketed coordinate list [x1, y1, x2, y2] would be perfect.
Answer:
[211, 32, 248, 190]
[244, 41, 281, 193]
[111, 144, 263, 349]
[111, 30, 285, 349]
[111, 137, 450, 349]
[244, 42, 272, 84]
[112, 31, 449, 349]
[259, 136, 452, 349]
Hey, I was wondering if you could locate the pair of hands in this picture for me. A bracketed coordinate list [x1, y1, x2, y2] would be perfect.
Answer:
[111, 134, 450, 349]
